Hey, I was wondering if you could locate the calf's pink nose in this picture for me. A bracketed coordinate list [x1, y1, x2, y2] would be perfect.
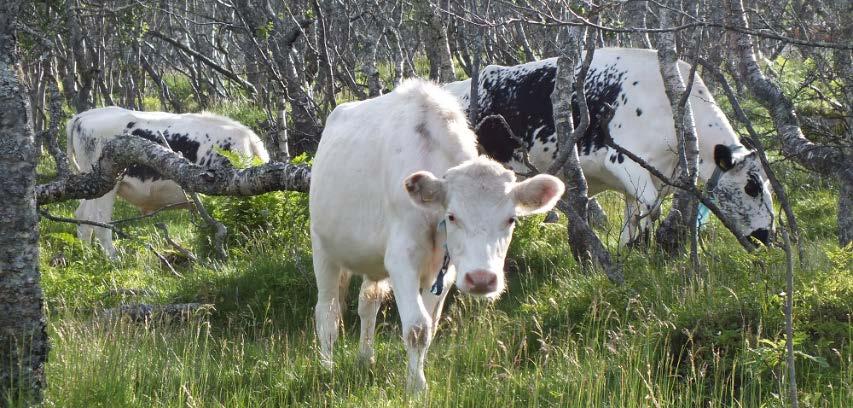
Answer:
[464, 270, 498, 294]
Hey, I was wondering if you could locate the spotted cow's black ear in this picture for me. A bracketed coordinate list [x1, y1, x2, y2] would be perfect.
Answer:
[475, 116, 521, 163]
[714, 144, 735, 171]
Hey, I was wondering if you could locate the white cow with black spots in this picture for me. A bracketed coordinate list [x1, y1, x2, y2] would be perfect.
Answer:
[309, 80, 564, 392]
[67, 106, 270, 257]
[444, 47, 775, 245]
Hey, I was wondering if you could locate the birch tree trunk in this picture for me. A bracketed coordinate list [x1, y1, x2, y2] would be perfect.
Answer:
[551, 27, 590, 256]
[549, 25, 624, 285]
[831, 31, 852, 246]
[467, 0, 483, 125]
[416, 0, 456, 82]
[64, 0, 95, 113]
[0, 1, 49, 402]
[729, 0, 853, 246]
[625, 0, 652, 48]
[654, 3, 701, 255]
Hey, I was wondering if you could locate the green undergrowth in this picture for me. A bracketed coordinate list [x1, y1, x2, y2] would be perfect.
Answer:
[33, 180, 851, 406]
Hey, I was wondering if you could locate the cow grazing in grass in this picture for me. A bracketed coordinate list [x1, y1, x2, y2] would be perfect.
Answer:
[67, 106, 270, 257]
[309, 80, 564, 392]
[443, 48, 774, 245]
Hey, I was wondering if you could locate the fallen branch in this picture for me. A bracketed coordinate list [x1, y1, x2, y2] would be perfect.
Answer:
[35, 134, 311, 206]
[100, 303, 215, 323]
[154, 223, 198, 264]
[38, 209, 182, 277]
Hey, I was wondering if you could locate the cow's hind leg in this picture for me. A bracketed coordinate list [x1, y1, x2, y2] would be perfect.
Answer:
[312, 242, 343, 369]
[76, 186, 119, 258]
[74, 200, 95, 244]
[605, 157, 659, 246]
[338, 269, 352, 318]
[357, 278, 388, 365]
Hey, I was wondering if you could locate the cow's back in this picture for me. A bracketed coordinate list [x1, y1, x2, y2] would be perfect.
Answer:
[68, 106, 269, 212]
[445, 48, 738, 186]
[310, 80, 477, 274]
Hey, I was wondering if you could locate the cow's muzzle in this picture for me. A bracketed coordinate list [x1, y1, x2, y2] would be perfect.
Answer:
[748, 228, 771, 246]
[463, 269, 498, 295]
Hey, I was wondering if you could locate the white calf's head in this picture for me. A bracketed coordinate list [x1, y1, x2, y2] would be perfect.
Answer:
[711, 144, 775, 245]
[405, 157, 564, 298]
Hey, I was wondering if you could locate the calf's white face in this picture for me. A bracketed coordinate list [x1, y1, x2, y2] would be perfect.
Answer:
[711, 144, 775, 245]
[404, 159, 564, 298]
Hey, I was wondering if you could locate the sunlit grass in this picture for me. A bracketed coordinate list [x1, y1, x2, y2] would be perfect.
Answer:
[31, 182, 851, 407]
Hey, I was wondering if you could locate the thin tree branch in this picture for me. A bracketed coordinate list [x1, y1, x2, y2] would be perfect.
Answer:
[600, 104, 758, 251]
[146, 29, 257, 95]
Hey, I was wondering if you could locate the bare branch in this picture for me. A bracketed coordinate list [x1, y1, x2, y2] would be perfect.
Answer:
[146, 29, 257, 95]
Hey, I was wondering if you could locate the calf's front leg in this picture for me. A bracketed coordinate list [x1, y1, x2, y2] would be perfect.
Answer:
[385, 238, 433, 394]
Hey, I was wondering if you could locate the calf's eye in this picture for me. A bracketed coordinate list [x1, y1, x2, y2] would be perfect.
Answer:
[508, 217, 517, 226]
[447, 214, 456, 223]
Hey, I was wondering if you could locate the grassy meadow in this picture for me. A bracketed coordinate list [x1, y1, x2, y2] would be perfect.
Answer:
[32, 154, 851, 406]
[24, 60, 852, 406]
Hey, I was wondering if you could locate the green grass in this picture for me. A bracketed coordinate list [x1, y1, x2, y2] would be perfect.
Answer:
[31, 182, 851, 406]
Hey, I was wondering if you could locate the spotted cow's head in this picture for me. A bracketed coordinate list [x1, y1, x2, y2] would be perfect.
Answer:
[404, 157, 564, 298]
[710, 144, 775, 245]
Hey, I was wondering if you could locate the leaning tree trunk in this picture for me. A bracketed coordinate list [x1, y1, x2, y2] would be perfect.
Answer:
[0, 1, 49, 403]
[729, 0, 853, 246]
[550, 26, 591, 261]
[548, 25, 624, 285]
[654, 3, 701, 256]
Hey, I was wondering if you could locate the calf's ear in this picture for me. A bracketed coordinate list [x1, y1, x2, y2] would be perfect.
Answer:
[404, 171, 447, 210]
[512, 174, 565, 216]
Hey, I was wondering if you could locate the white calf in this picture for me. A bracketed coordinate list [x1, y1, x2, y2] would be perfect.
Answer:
[309, 80, 564, 392]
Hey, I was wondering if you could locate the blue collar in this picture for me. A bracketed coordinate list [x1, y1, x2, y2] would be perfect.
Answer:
[430, 219, 451, 295]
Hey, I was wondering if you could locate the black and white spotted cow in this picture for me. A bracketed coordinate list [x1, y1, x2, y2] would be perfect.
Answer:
[67, 106, 270, 257]
[444, 48, 775, 245]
